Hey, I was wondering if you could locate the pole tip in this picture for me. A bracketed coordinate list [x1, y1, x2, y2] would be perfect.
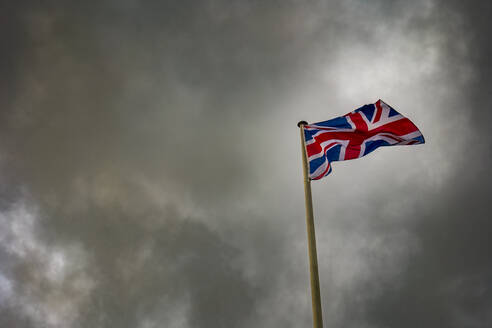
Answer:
[297, 120, 308, 127]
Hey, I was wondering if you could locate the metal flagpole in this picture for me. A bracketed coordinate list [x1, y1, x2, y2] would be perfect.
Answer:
[298, 121, 324, 328]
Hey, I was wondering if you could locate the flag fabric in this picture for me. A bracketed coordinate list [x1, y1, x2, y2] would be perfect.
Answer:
[303, 99, 425, 180]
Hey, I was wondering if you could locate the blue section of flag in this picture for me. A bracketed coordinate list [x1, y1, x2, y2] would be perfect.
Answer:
[354, 104, 376, 121]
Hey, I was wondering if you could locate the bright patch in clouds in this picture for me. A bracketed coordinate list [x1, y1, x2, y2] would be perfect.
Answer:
[0, 201, 95, 328]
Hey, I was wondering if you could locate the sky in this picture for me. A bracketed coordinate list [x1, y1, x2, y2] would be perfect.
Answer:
[1, 1, 492, 327]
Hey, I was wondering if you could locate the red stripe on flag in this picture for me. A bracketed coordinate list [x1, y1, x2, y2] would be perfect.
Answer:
[370, 117, 419, 136]
[345, 144, 361, 160]
[373, 100, 383, 123]
[349, 112, 368, 132]
[305, 116, 422, 159]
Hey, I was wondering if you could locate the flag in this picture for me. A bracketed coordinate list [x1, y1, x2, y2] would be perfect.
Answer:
[303, 99, 425, 180]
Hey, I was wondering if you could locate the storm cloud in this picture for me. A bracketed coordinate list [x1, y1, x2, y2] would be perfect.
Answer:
[1, 1, 491, 327]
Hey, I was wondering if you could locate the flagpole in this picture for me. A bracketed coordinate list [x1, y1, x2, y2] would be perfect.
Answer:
[298, 121, 324, 328]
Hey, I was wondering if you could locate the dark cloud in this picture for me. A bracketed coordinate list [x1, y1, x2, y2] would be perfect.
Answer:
[350, 1, 492, 327]
[1, 0, 491, 327]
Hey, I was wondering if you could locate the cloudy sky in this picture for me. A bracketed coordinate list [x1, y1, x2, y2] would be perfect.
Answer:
[1, 1, 492, 327]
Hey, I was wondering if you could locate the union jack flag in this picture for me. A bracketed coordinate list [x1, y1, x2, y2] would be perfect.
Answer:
[303, 99, 425, 180]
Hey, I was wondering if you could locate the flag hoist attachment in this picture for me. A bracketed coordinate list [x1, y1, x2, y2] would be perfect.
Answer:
[298, 120, 324, 328]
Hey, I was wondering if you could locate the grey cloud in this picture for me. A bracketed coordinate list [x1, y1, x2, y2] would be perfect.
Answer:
[1, 1, 492, 327]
